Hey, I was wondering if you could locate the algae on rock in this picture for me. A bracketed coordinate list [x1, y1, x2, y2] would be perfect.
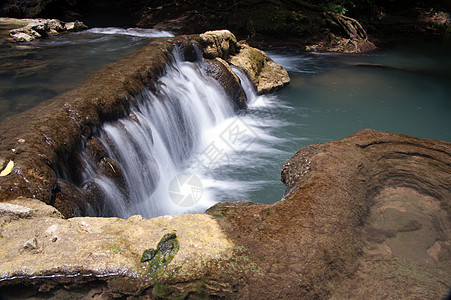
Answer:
[141, 232, 180, 279]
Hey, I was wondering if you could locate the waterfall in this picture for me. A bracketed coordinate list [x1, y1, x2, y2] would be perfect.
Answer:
[231, 66, 257, 103]
[79, 46, 242, 218]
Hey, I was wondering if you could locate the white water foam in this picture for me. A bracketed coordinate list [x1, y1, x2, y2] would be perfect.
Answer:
[86, 27, 175, 38]
[79, 46, 289, 218]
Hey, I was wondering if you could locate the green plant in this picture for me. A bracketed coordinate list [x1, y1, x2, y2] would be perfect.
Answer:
[328, 4, 348, 15]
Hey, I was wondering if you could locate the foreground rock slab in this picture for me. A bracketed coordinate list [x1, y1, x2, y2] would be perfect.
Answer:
[1, 129, 449, 298]
[0, 198, 238, 297]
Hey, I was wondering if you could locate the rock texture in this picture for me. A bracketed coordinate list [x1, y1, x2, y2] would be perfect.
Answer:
[229, 43, 290, 93]
[0, 30, 289, 217]
[1, 129, 449, 298]
[199, 30, 290, 94]
[4, 17, 87, 42]
[207, 129, 451, 299]
[0, 198, 241, 298]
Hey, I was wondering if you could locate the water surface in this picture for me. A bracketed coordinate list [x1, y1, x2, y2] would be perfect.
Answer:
[1, 30, 450, 212]
[227, 40, 451, 205]
[0, 28, 173, 121]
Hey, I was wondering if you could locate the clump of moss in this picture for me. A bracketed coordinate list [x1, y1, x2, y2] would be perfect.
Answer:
[141, 232, 180, 279]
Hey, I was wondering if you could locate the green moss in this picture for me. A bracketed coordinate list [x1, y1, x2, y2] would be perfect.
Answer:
[249, 48, 265, 75]
[141, 232, 180, 279]
[106, 243, 122, 254]
[140, 232, 181, 298]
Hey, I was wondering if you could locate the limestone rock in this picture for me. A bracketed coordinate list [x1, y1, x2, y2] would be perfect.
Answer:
[8, 18, 87, 42]
[200, 30, 290, 93]
[1, 198, 63, 218]
[229, 43, 290, 94]
[23, 237, 38, 250]
[0, 213, 239, 297]
[207, 129, 450, 299]
[64, 21, 88, 32]
[204, 57, 247, 109]
[199, 30, 238, 59]
[0, 202, 33, 218]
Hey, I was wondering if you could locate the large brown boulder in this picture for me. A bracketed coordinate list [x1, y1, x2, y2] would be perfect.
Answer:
[207, 128, 450, 298]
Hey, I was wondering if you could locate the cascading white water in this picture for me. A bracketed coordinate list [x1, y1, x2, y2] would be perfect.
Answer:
[80, 46, 239, 218]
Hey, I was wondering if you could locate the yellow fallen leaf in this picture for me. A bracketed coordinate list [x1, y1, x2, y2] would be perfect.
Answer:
[0, 160, 14, 176]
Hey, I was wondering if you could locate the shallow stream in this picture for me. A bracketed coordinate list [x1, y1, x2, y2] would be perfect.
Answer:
[1, 29, 450, 215]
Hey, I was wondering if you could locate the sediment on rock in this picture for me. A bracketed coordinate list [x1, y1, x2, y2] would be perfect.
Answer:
[0, 30, 289, 217]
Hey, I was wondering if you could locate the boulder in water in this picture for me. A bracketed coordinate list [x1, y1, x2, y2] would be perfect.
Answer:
[199, 30, 290, 94]
[200, 29, 238, 59]
[64, 21, 87, 32]
[8, 18, 87, 42]
[230, 42, 290, 93]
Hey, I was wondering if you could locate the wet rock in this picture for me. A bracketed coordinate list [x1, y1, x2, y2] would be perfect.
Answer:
[86, 137, 108, 162]
[205, 57, 247, 109]
[8, 18, 87, 42]
[53, 179, 87, 218]
[229, 42, 290, 94]
[98, 157, 129, 199]
[206, 129, 450, 299]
